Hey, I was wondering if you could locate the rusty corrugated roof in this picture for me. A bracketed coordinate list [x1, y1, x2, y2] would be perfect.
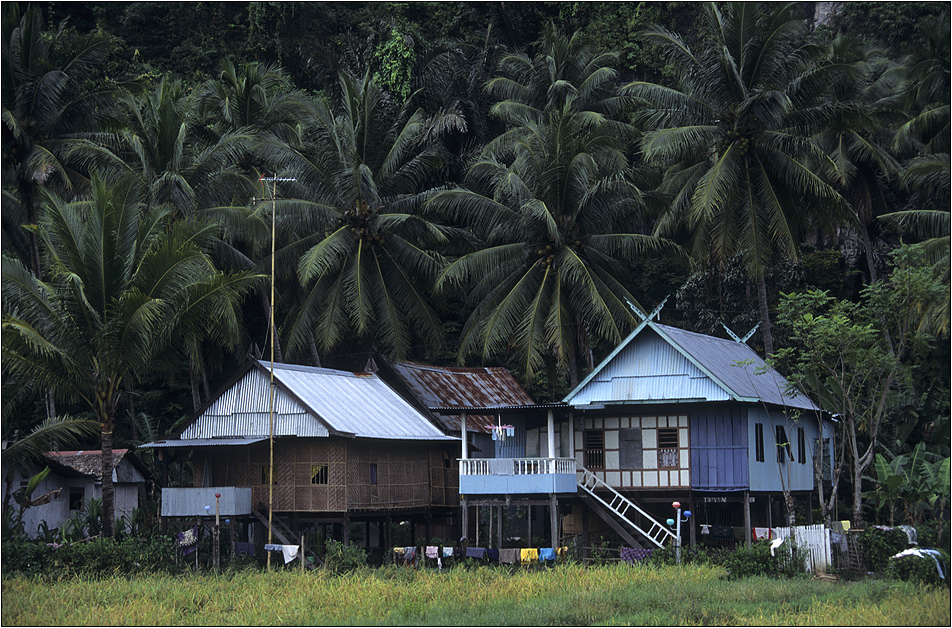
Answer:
[388, 361, 534, 433]
[46, 449, 127, 477]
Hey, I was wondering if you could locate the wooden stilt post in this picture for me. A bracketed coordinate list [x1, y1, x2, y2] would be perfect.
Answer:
[744, 490, 752, 548]
[497, 505, 503, 549]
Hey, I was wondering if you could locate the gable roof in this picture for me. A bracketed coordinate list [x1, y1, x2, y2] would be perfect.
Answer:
[383, 360, 535, 433]
[45, 449, 146, 483]
[178, 361, 453, 441]
[564, 321, 819, 412]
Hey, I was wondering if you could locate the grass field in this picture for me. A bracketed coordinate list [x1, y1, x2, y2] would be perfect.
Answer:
[3, 563, 949, 626]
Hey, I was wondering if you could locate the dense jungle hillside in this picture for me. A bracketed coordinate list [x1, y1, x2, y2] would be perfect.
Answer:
[3, 2, 949, 531]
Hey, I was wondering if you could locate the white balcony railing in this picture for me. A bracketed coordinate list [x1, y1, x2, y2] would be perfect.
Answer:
[459, 457, 576, 477]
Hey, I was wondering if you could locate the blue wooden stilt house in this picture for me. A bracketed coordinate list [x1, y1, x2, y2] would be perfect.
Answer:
[402, 318, 834, 550]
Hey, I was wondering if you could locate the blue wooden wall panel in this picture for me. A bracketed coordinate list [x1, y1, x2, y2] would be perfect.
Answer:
[690, 405, 748, 490]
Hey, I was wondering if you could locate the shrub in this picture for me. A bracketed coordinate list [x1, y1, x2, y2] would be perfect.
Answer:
[322, 539, 367, 573]
[887, 550, 949, 586]
[721, 540, 806, 579]
[917, 520, 949, 548]
[1, 535, 179, 577]
[859, 528, 909, 574]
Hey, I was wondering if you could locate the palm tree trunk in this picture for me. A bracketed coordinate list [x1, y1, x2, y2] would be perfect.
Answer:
[45, 390, 56, 420]
[755, 272, 774, 356]
[100, 414, 115, 539]
[308, 335, 322, 367]
[190, 368, 202, 412]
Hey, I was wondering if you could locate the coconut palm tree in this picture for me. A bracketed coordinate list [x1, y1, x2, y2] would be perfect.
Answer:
[626, 2, 846, 356]
[274, 71, 453, 367]
[812, 36, 905, 283]
[429, 24, 678, 389]
[2, 3, 113, 278]
[1, 174, 259, 537]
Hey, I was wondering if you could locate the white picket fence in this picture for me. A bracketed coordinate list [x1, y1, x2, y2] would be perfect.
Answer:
[772, 524, 832, 573]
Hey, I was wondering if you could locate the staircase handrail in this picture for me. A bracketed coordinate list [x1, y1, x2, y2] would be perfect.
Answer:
[576, 466, 677, 548]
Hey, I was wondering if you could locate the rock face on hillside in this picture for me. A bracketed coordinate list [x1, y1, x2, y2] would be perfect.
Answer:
[812, 2, 843, 28]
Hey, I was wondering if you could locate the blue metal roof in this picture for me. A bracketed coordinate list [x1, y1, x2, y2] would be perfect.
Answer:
[565, 321, 819, 411]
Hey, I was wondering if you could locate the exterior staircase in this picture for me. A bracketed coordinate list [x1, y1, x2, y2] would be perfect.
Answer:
[252, 507, 321, 568]
[577, 466, 677, 549]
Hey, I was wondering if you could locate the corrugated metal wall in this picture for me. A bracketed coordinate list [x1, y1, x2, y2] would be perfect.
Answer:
[690, 405, 749, 490]
[570, 333, 732, 405]
[182, 368, 329, 438]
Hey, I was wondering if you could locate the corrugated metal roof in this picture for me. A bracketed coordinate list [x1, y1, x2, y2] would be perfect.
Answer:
[655, 324, 818, 411]
[180, 361, 453, 441]
[388, 361, 534, 433]
[269, 362, 453, 440]
[139, 438, 267, 448]
[565, 322, 819, 411]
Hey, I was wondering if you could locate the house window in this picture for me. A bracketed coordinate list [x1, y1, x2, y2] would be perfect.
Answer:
[755, 423, 765, 462]
[776, 425, 793, 463]
[657, 428, 679, 468]
[797, 427, 806, 464]
[260, 466, 278, 485]
[68, 487, 85, 511]
[584, 430, 605, 469]
[369, 463, 378, 485]
[311, 464, 328, 485]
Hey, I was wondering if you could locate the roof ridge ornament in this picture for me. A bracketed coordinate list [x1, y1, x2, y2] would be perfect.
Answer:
[624, 296, 668, 322]
[721, 321, 760, 344]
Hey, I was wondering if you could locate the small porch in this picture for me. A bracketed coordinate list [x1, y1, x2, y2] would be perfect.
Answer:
[459, 457, 578, 495]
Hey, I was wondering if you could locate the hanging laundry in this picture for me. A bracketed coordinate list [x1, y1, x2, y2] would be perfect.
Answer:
[403, 547, 418, 566]
[425, 546, 439, 559]
[539, 548, 557, 563]
[442, 547, 454, 558]
[700, 524, 710, 535]
[556, 546, 569, 559]
[487, 548, 499, 562]
[752, 527, 772, 541]
[234, 542, 255, 556]
[500, 548, 520, 564]
[178, 526, 198, 556]
[281, 544, 299, 564]
[620, 546, 653, 563]
[466, 546, 487, 559]
[520, 548, 539, 565]
[897, 525, 917, 546]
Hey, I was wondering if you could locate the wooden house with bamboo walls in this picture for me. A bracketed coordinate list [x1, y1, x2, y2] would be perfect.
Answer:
[144, 360, 459, 549]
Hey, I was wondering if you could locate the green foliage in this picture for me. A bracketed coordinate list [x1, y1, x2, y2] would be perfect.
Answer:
[1, 535, 179, 578]
[886, 549, 949, 586]
[859, 527, 910, 574]
[374, 28, 414, 105]
[322, 539, 368, 574]
[557, 2, 676, 81]
[840, 3, 948, 55]
[720, 540, 806, 580]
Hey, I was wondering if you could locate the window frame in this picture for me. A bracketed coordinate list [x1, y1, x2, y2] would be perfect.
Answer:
[656, 427, 680, 469]
[755, 423, 764, 462]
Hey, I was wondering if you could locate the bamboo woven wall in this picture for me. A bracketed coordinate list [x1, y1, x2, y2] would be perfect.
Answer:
[191, 438, 459, 514]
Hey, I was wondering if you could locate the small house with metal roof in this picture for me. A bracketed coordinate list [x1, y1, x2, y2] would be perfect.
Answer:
[144, 360, 459, 551]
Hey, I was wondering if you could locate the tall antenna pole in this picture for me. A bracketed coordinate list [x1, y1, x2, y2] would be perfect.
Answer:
[261, 175, 295, 570]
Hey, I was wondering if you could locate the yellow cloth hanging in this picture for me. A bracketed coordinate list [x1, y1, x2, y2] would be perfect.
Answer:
[520, 548, 539, 565]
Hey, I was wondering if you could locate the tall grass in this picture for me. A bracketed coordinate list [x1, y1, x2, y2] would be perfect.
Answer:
[2, 564, 949, 626]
